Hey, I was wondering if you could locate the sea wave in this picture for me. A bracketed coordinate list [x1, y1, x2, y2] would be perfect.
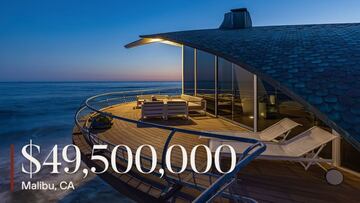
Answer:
[0, 82, 180, 202]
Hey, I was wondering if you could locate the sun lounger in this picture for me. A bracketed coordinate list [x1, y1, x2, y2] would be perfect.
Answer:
[136, 94, 169, 108]
[180, 94, 206, 115]
[209, 126, 343, 184]
[209, 118, 301, 142]
[209, 126, 343, 185]
[258, 118, 302, 141]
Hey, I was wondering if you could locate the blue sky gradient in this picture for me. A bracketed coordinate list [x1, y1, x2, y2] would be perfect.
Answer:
[1, 0, 360, 81]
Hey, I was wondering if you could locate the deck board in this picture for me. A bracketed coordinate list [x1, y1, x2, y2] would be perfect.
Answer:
[100, 102, 245, 175]
[74, 101, 360, 202]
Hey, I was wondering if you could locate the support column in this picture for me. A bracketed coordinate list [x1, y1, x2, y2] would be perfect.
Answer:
[214, 56, 218, 116]
[332, 129, 341, 167]
[194, 49, 197, 96]
[253, 75, 258, 132]
[231, 64, 234, 120]
[181, 45, 184, 94]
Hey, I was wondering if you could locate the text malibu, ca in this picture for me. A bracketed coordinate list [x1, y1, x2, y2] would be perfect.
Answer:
[21, 181, 75, 191]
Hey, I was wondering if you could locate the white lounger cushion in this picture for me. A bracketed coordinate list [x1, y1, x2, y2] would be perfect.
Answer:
[259, 118, 301, 141]
[208, 118, 301, 141]
[211, 126, 337, 158]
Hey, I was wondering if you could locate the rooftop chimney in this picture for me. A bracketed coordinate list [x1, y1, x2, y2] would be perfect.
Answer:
[219, 8, 252, 29]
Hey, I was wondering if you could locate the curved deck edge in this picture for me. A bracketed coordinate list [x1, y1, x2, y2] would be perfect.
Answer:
[72, 127, 162, 202]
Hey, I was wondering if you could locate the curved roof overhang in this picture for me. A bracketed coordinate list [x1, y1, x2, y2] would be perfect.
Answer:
[125, 38, 182, 48]
[125, 25, 360, 151]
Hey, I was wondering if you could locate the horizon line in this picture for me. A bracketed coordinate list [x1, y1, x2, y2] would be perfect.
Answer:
[0, 80, 181, 83]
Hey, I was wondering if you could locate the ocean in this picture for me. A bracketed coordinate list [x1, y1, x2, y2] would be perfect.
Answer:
[0, 81, 181, 203]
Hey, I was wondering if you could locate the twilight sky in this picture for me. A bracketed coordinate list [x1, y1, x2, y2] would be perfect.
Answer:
[1, 0, 360, 81]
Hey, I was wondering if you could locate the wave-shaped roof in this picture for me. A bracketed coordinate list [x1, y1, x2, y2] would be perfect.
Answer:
[138, 23, 360, 151]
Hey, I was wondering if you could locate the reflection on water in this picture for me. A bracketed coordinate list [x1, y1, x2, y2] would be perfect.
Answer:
[0, 82, 180, 203]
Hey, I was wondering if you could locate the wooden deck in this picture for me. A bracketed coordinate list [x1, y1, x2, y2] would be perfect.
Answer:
[73, 101, 360, 202]
[101, 102, 248, 169]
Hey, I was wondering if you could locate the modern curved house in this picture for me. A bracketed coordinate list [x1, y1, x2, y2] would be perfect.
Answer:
[73, 8, 360, 202]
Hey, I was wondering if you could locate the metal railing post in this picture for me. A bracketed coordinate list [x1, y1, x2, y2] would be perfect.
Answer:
[161, 129, 177, 182]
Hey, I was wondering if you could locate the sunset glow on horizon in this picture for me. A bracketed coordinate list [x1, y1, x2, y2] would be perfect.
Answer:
[1, 0, 360, 81]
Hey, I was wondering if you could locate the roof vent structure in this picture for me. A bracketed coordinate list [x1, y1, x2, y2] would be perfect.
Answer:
[219, 8, 252, 29]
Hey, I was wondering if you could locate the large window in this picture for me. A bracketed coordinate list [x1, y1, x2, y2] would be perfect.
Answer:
[233, 64, 254, 128]
[183, 46, 195, 95]
[257, 78, 360, 172]
[217, 58, 254, 128]
[183, 48, 360, 174]
[217, 57, 233, 120]
[196, 50, 216, 114]
[257, 78, 314, 136]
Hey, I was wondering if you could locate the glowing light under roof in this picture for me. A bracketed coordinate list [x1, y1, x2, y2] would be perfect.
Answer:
[125, 38, 182, 48]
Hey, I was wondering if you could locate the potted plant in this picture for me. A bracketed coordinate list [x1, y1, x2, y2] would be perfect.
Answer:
[90, 114, 113, 130]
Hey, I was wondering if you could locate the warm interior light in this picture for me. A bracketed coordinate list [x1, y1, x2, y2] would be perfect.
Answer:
[148, 38, 163, 42]
[147, 38, 182, 47]
[125, 38, 182, 48]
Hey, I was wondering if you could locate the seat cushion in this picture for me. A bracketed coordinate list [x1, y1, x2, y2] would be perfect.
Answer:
[188, 102, 203, 110]
[181, 94, 203, 102]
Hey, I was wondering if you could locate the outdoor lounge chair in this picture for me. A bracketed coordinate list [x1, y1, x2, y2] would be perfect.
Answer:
[136, 94, 169, 108]
[141, 101, 165, 119]
[180, 94, 206, 115]
[211, 118, 301, 142]
[165, 101, 188, 120]
[209, 126, 343, 185]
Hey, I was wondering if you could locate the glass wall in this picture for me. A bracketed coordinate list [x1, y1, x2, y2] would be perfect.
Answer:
[257, 77, 360, 172]
[257, 78, 315, 136]
[217, 57, 233, 120]
[196, 50, 216, 114]
[232, 65, 254, 128]
[183, 46, 195, 95]
[182, 48, 360, 174]
[217, 58, 254, 128]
